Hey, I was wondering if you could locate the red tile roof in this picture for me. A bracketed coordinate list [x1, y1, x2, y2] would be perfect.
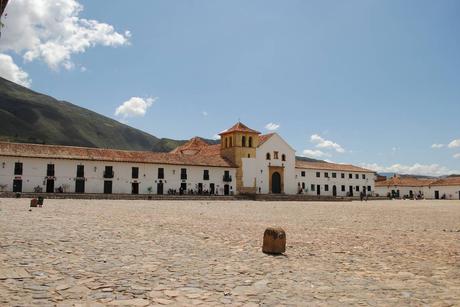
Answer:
[375, 177, 435, 187]
[295, 160, 374, 173]
[429, 176, 460, 187]
[219, 122, 261, 135]
[170, 137, 210, 154]
[0, 142, 236, 168]
[258, 133, 274, 146]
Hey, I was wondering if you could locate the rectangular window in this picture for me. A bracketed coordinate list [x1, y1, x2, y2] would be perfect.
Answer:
[301, 171, 306, 177]
[223, 170, 232, 182]
[349, 174, 352, 179]
[362, 174, 366, 179]
[158, 168, 164, 179]
[356, 186, 360, 191]
[355, 174, 359, 179]
[274, 151, 279, 159]
[341, 173, 345, 179]
[132, 167, 139, 179]
[203, 170, 209, 181]
[311, 184, 315, 191]
[302, 182, 305, 189]
[76, 165, 84, 177]
[46, 164, 55, 177]
[332, 172, 336, 178]
[341, 185, 346, 192]
[14, 162, 23, 175]
[325, 184, 329, 192]
[104, 166, 114, 178]
[181, 168, 187, 180]
[316, 172, 320, 178]
[367, 186, 371, 192]
[325, 172, 329, 178]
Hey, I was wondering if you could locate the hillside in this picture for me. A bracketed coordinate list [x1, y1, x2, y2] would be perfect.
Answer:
[0, 77, 323, 159]
[0, 77, 189, 152]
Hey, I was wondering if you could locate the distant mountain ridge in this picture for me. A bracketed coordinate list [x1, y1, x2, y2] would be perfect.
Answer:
[378, 173, 459, 180]
[0, 77, 325, 163]
[0, 77, 216, 152]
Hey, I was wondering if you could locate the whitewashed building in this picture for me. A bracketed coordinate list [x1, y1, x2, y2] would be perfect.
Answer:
[375, 176, 460, 200]
[295, 161, 375, 197]
[0, 122, 376, 196]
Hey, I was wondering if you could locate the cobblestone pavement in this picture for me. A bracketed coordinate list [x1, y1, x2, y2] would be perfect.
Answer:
[1, 199, 459, 306]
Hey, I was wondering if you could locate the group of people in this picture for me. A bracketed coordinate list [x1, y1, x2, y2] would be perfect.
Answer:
[359, 191, 369, 201]
[387, 192, 425, 200]
[167, 188, 220, 195]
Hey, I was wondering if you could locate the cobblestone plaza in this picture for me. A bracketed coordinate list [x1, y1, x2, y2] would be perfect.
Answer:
[1, 199, 459, 306]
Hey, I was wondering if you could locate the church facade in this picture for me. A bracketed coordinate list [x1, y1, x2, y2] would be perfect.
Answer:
[0, 122, 376, 196]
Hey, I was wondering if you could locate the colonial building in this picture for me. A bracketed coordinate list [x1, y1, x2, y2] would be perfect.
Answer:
[0, 122, 376, 196]
[375, 176, 460, 200]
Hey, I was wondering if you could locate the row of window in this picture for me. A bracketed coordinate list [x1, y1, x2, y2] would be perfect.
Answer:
[10, 163, 231, 182]
[299, 170, 367, 180]
[223, 135, 254, 148]
[299, 182, 372, 192]
[266, 152, 286, 161]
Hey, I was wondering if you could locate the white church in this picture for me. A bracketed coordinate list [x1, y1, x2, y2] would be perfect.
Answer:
[0, 122, 376, 196]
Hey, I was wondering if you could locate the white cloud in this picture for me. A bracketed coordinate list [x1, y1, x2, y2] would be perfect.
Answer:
[265, 122, 280, 131]
[1, 0, 130, 71]
[431, 144, 444, 149]
[361, 163, 460, 177]
[115, 97, 155, 118]
[202, 111, 208, 116]
[310, 134, 345, 153]
[0, 54, 31, 87]
[448, 139, 460, 148]
[212, 134, 220, 140]
[302, 149, 331, 159]
[453, 153, 460, 159]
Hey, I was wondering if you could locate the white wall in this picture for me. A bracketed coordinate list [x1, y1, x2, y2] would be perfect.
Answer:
[424, 186, 460, 200]
[0, 157, 236, 195]
[296, 169, 376, 197]
[241, 157, 258, 188]
[374, 185, 424, 198]
[247, 134, 297, 194]
[375, 184, 460, 200]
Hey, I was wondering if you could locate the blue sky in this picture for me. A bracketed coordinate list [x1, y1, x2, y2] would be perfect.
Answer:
[1, 0, 459, 176]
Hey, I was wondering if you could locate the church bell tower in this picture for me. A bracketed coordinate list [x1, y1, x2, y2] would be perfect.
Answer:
[219, 122, 260, 194]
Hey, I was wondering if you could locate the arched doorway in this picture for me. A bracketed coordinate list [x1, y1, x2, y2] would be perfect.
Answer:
[272, 172, 281, 194]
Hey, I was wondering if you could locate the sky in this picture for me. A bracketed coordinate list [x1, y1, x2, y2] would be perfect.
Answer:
[0, 0, 459, 176]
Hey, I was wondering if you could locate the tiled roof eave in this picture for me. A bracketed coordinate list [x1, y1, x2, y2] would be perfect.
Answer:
[295, 167, 374, 173]
[0, 152, 236, 168]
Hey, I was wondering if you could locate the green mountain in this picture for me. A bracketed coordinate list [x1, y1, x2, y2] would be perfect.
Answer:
[0, 77, 321, 160]
[0, 77, 195, 152]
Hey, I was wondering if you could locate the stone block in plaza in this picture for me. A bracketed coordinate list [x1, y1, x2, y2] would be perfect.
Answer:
[30, 198, 38, 207]
[262, 227, 286, 254]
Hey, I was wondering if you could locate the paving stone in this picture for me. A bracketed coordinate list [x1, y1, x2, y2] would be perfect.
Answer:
[164, 290, 180, 297]
[0, 268, 32, 280]
[108, 298, 150, 306]
[153, 298, 174, 305]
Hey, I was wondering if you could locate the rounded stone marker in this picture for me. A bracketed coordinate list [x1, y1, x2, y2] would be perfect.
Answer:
[262, 227, 286, 254]
[30, 198, 38, 208]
